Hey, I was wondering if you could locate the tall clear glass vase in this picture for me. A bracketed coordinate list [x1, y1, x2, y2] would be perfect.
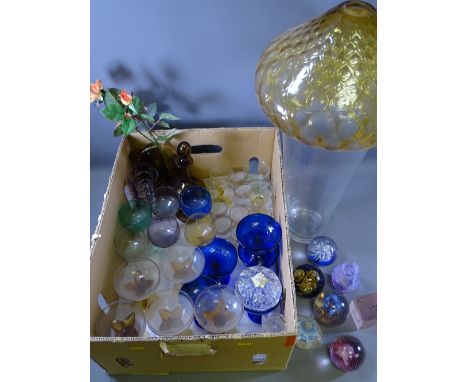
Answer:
[282, 133, 366, 243]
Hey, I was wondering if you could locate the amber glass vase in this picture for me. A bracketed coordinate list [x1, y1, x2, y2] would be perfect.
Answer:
[256, 1, 376, 243]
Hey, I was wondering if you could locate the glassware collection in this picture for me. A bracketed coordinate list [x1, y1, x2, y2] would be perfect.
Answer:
[96, 142, 283, 338]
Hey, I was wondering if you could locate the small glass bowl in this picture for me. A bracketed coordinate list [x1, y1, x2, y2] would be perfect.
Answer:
[236, 213, 282, 252]
[146, 289, 194, 336]
[211, 200, 229, 215]
[95, 300, 146, 337]
[199, 237, 238, 279]
[113, 258, 161, 302]
[114, 228, 149, 261]
[229, 205, 249, 223]
[209, 165, 233, 190]
[213, 214, 235, 238]
[245, 158, 270, 182]
[194, 285, 244, 334]
[151, 186, 180, 217]
[184, 213, 216, 247]
[147, 217, 180, 248]
[180, 186, 212, 216]
[160, 245, 205, 284]
[118, 200, 152, 232]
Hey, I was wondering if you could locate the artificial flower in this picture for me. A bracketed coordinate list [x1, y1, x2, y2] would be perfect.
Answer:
[90, 79, 103, 103]
[119, 89, 133, 106]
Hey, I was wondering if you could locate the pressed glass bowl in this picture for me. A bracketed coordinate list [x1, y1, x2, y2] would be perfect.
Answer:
[95, 300, 146, 337]
[180, 186, 212, 216]
[194, 285, 244, 334]
[113, 258, 161, 302]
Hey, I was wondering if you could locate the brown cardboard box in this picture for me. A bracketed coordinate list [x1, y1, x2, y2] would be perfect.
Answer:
[90, 127, 298, 374]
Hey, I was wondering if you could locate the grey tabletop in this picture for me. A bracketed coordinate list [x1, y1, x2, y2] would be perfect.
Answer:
[90, 148, 376, 382]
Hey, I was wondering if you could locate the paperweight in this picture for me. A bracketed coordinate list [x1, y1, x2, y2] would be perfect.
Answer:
[306, 236, 338, 266]
[295, 316, 322, 350]
[313, 291, 349, 327]
[332, 261, 360, 292]
[293, 264, 325, 298]
[328, 335, 366, 372]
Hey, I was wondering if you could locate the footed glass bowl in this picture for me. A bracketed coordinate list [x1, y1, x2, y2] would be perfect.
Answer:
[236, 214, 281, 251]
[180, 186, 212, 216]
[199, 237, 238, 280]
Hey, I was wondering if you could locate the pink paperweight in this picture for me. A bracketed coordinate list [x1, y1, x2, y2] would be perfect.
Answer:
[328, 335, 366, 372]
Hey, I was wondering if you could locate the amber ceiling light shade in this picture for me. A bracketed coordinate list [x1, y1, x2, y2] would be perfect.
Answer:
[255, 1, 376, 151]
[255, 1, 377, 243]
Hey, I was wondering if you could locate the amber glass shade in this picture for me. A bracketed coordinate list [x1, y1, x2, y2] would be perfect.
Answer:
[255, 1, 376, 151]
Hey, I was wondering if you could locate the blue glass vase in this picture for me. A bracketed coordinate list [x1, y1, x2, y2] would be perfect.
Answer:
[236, 214, 281, 267]
[180, 186, 212, 216]
[199, 238, 238, 282]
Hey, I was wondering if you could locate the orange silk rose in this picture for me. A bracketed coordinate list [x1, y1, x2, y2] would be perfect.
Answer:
[119, 89, 133, 106]
[90, 79, 103, 102]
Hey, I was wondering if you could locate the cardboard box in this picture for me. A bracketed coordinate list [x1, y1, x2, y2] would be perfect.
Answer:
[90, 127, 298, 374]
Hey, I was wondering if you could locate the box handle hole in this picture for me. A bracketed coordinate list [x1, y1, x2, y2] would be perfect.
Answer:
[191, 144, 223, 154]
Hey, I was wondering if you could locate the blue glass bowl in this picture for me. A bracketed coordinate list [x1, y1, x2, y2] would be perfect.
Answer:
[180, 186, 212, 216]
[199, 238, 238, 279]
[238, 243, 280, 267]
[182, 274, 218, 302]
[236, 214, 282, 252]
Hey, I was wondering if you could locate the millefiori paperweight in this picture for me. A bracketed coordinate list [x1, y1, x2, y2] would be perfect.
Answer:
[295, 316, 322, 350]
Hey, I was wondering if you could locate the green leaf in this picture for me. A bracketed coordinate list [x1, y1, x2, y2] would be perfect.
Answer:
[132, 95, 144, 113]
[103, 89, 118, 106]
[102, 104, 125, 121]
[121, 118, 137, 135]
[159, 112, 179, 121]
[113, 124, 124, 137]
[146, 103, 157, 117]
[140, 113, 155, 123]
[157, 120, 170, 128]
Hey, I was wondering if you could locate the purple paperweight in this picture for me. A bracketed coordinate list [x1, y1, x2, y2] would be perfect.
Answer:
[147, 217, 180, 248]
[332, 262, 360, 292]
[306, 236, 338, 266]
[328, 335, 366, 372]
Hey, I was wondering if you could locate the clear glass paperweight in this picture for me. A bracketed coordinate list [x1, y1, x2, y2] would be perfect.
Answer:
[307, 236, 338, 266]
[295, 316, 322, 350]
[194, 285, 244, 334]
[255, 1, 377, 242]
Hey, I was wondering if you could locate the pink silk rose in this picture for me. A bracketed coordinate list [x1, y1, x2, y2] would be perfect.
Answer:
[119, 89, 133, 106]
[90, 79, 103, 102]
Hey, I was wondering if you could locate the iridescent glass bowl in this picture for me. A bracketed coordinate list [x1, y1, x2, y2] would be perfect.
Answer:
[236, 214, 282, 267]
[180, 186, 212, 216]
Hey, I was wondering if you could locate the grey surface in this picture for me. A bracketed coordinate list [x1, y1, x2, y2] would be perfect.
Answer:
[90, 148, 376, 381]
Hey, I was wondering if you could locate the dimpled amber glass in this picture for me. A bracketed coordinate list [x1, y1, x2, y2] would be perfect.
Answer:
[255, 1, 376, 151]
